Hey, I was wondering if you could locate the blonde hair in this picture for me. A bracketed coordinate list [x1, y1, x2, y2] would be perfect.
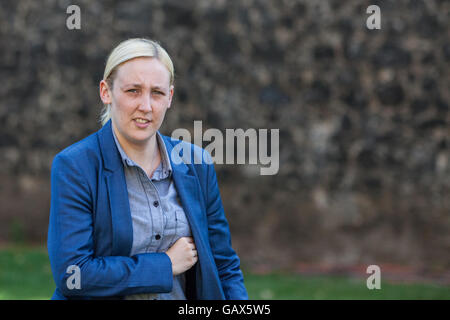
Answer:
[100, 38, 175, 126]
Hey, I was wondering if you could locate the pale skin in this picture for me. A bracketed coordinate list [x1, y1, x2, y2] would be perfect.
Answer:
[99, 56, 198, 276]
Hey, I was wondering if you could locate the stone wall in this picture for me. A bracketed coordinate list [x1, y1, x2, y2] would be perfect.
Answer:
[0, 0, 449, 273]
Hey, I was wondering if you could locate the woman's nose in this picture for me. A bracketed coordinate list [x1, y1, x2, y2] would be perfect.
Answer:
[138, 94, 152, 112]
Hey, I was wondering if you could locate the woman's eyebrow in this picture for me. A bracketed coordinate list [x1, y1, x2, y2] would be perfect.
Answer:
[122, 83, 166, 90]
[121, 83, 142, 89]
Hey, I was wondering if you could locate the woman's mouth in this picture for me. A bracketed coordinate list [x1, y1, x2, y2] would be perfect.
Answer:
[133, 118, 151, 128]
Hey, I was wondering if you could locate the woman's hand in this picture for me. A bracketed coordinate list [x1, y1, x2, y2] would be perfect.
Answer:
[165, 237, 198, 276]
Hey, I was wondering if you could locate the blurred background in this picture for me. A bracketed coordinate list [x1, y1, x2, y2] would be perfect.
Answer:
[0, 0, 449, 299]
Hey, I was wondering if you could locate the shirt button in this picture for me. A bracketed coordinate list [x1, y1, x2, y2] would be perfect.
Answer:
[153, 200, 159, 207]
[155, 234, 161, 240]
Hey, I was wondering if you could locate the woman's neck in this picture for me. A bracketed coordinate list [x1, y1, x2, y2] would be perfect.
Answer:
[113, 126, 161, 177]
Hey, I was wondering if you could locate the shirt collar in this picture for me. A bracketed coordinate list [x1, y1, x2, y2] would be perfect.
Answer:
[112, 129, 173, 178]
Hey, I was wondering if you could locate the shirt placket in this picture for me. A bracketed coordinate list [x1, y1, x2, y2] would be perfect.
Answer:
[136, 167, 164, 253]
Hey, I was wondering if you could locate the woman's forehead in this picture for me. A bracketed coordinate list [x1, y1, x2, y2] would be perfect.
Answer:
[115, 57, 171, 87]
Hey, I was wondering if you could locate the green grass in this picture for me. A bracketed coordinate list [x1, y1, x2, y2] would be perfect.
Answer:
[244, 273, 450, 299]
[0, 246, 54, 299]
[0, 246, 449, 299]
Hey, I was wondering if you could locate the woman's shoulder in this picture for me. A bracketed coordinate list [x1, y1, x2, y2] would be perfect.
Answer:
[54, 130, 101, 164]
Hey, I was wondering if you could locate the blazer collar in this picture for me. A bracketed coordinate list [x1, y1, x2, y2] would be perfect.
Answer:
[98, 120, 123, 172]
[98, 119, 191, 177]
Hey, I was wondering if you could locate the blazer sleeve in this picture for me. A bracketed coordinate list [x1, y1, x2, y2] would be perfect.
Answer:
[47, 153, 173, 298]
[203, 152, 249, 300]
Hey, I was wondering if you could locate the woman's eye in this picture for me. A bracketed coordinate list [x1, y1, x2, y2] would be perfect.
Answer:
[127, 89, 138, 93]
[153, 91, 164, 95]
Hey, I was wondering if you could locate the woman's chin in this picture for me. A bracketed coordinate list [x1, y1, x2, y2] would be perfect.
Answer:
[128, 131, 155, 145]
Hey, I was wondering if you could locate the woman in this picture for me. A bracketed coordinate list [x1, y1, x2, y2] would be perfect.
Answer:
[47, 38, 248, 300]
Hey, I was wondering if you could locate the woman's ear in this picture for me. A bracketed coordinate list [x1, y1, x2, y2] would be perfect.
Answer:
[99, 80, 112, 105]
[167, 85, 174, 109]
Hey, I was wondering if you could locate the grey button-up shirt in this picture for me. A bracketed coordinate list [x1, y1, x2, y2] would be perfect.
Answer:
[112, 129, 192, 300]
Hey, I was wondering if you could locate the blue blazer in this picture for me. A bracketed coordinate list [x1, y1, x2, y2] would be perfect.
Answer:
[47, 120, 248, 300]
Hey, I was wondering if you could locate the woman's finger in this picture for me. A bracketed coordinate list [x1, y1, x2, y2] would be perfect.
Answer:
[185, 237, 194, 244]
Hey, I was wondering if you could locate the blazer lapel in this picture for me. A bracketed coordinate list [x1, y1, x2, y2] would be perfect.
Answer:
[104, 170, 133, 256]
[98, 121, 133, 256]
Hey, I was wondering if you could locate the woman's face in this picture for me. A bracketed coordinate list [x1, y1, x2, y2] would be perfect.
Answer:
[100, 56, 174, 147]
